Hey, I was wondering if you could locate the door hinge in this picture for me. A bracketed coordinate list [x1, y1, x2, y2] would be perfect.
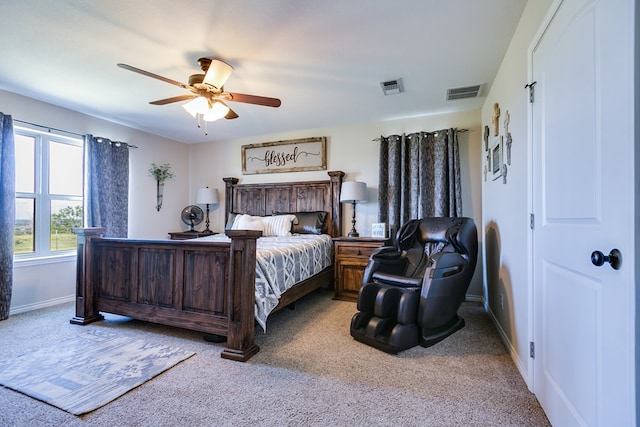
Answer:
[530, 341, 535, 358]
[530, 213, 535, 230]
[525, 81, 537, 103]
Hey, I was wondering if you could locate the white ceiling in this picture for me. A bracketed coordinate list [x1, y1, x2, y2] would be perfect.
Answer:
[0, 0, 527, 144]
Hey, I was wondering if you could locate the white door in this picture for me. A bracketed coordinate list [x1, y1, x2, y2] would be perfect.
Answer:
[531, 0, 635, 425]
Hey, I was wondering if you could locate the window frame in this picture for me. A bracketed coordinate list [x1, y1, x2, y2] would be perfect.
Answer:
[14, 125, 84, 261]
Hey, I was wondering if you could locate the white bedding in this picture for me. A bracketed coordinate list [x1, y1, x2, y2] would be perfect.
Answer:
[196, 233, 334, 331]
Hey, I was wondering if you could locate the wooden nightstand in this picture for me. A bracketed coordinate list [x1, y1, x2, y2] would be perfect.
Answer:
[168, 231, 217, 240]
[333, 237, 389, 301]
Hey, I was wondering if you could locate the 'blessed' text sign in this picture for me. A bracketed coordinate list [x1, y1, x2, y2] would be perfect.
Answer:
[242, 137, 327, 174]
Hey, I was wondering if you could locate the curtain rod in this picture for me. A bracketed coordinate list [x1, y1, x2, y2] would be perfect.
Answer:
[13, 119, 138, 148]
[372, 128, 468, 142]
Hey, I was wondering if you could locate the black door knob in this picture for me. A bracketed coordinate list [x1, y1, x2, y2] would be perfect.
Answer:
[591, 249, 622, 270]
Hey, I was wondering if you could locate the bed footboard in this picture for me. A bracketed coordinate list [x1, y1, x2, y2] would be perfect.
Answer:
[71, 227, 262, 362]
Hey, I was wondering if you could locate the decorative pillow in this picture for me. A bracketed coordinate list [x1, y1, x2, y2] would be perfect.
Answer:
[290, 211, 328, 235]
[232, 214, 265, 232]
[261, 214, 296, 237]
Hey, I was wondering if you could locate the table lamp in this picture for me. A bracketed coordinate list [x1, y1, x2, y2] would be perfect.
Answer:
[195, 186, 219, 235]
[340, 181, 367, 237]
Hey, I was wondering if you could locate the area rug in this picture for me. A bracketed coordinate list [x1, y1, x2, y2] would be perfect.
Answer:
[0, 329, 195, 415]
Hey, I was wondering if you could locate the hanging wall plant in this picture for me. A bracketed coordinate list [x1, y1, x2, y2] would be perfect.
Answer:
[149, 162, 175, 211]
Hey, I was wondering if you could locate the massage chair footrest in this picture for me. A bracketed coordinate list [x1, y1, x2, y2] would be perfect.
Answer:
[350, 312, 419, 354]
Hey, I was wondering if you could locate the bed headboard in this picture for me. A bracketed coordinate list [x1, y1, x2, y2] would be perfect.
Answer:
[223, 171, 345, 238]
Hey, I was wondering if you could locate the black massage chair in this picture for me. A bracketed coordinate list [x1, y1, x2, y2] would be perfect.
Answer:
[350, 217, 478, 353]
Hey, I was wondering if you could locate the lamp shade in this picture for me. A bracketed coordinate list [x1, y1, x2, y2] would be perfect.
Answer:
[340, 181, 367, 203]
[195, 187, 219, 205]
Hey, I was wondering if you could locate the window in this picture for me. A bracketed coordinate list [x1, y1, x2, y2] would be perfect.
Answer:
[14, 126, 83, 258]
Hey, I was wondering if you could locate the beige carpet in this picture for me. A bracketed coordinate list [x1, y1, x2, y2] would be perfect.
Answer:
[0, 290, 550, 426]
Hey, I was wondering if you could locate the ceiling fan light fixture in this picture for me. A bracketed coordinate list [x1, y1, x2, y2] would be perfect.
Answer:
[203, 59, 234, 89]
[202, 101, 230, 122]
[183, 96, 209, 117]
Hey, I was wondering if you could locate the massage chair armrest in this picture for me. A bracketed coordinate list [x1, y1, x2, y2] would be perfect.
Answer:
[428, 252, 467, 279]
[362, 246, 408, 285]
[369, 246, 404, 261]
[371, 272, 423, 288]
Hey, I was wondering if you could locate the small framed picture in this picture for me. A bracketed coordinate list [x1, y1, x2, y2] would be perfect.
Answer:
[371, 223, 387, 238]
[492, 137, 503, 180]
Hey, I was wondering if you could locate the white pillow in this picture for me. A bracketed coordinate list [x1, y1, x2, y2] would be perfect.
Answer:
[230, 214, 244, 229]
[261, 214, 296, 237]
[232, 214, 265, 232]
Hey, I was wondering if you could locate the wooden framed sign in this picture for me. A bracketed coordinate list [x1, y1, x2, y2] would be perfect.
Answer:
[242, 137, 327, 174]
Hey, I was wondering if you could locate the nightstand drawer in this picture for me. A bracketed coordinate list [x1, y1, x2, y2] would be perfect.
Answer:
[336, 244, 378, 258]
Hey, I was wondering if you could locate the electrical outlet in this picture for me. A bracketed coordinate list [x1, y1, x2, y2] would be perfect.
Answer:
[500, 294, 504, 310]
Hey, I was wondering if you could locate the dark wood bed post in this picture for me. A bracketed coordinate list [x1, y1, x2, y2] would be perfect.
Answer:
[327, 171, 344, 237]
[70, 227, 106, 325]
[223, 177, 239, 222]
[221, 229, 262, 361]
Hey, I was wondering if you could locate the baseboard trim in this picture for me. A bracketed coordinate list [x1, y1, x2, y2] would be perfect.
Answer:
[10, 295, 75, 316]
[486, 305, 530, 389]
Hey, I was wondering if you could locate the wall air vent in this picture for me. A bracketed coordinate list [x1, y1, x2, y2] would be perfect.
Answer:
[380, 78, 404, 95]
[446, 84, 484, 100]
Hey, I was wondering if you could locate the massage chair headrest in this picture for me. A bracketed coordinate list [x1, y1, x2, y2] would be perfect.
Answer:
[397, 217, 476, 257]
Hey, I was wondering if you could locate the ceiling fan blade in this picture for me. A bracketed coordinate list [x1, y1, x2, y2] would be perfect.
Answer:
[149, 94, 196, 105]
[224, 106, 239, 120]
[226, 92, 282, 108]
[117, 63, 188, 88]
[202, 59, 234, 89]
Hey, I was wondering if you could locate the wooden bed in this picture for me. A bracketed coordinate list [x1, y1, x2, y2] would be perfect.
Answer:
[71, 171, 344, 362]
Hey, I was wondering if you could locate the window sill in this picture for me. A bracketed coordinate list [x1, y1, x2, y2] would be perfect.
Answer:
[14, 253, 76, 268]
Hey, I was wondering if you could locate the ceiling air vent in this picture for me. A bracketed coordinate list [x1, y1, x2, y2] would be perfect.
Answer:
[380, 78, 404, 95]
[446, 84, 484, 100]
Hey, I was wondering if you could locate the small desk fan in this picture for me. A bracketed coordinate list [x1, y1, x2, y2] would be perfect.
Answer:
[181, 205, 204, 232]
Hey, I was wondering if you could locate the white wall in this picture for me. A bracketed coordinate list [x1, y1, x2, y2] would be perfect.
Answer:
[188, 109, 484, 296]
[480, 0, 552, 381]
[1, 90, 188, 313]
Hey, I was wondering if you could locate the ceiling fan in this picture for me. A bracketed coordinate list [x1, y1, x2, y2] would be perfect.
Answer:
[117, 58, 281, 131]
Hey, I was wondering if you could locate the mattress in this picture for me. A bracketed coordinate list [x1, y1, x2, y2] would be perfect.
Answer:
[196, 234, 334, 330]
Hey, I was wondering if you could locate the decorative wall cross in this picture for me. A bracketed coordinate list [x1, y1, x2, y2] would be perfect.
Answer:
[503, 110, 510, 134]
[483, 125, 490, 151]
[504, 109, 512, 166]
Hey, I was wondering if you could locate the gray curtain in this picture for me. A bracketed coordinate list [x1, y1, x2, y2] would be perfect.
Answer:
[84, 134, 129, 238]
[0, 113, 15, 320]
[378, 128, 462, 240]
